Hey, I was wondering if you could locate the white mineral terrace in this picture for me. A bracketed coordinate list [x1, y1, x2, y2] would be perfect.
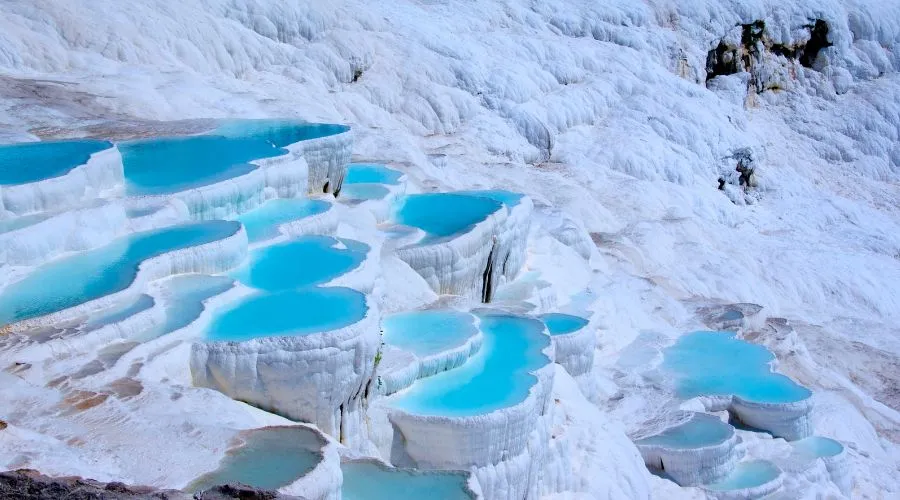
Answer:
[1, 6, 893, 489]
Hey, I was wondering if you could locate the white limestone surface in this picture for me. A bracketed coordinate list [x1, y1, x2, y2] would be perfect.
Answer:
[277, 199, 340, 238]
[730, 397, 813, 442]
[0, 201, 128, 267]
[394, 207, 506, 301]
[547, 322, 595, 378]
[294, 128, 353, 195]
[0, 145, 123, 216]
[386, 332, 555, 470]
[125, 199, 191, 233]
[488, 195, 532, 297]
[189, 293, 380, 445]
[6, 223, 248, 332]
[633, 412, 743, 487]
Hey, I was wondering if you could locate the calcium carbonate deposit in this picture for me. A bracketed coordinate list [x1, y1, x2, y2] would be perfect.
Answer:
[1, 1, 899, 499]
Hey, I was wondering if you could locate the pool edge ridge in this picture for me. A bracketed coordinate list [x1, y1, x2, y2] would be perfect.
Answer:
[189, 293, 380, 446]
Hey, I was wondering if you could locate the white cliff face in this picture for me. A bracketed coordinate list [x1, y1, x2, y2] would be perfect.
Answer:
[0, 201, 128, 266]
[190, 295, 380, 446]
[633, 412, 743, 487]
[295, 129, 353, 195]
[393, 194, 531, 303]
[0, 146, 123, 216]
[547, 325, 595, 379]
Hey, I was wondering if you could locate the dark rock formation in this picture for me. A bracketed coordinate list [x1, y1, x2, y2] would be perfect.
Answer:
[0, 470, 301, 500]
[705, 19, 832, 88]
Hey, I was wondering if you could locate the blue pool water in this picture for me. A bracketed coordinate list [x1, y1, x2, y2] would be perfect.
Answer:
[340, 183, 391, 201]
[382, 310, 479, 358]
[705, 460, 781, 491]
[138, 275, 234, 341]
[125, 206, 159, 218]
[635, 413, 733, 449]
[792, 436, 844, 458]
[236, 198, 331, 242]
[231, 236, 367, 291]
[121, 135, 278, 196]
[394, 193, 502, 241]
[83, 295, 155, 332]
[0, 139, 112, 185]
[344, 164, 403, 185]
[389, 314, 550, 417]
[0, 221, 239, 325]
[187, 427, 323, 492]
[205, 287, 367, 342]
[122, 120, 348, 196]
[456, 190, 524, 210]
[214, 119, 349, 147]
[342, 461, 474, 500]
[662, 331, 812, 404]
[539, 313, 589, 336]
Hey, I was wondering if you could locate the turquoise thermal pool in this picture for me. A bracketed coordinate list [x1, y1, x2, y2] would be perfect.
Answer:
[382, 310, 479, 358]
[340, 183, 391, 201]
[792, 436, 844, 459]
[0, 139, 112, 186]
[389, 313, 550, 417]
[0, 221, 240, 325]
[662, 331, 812, 404]
[231, 236, 367, 291]
[635, 413, 733, 450]
[344, 164, 403, 185]
[121, 120, 348, 196]
[456, 189, 524, 210]
[236, 198, 331, 242]
[394, 193, 502, 242]
[138, 274, 234, 341]
[187, 426, 324, 492]
[704, 460, 781, 491]
[539, 312, 589, 336]
[204, 287, 367, 342]
[341, 461, 474, 500]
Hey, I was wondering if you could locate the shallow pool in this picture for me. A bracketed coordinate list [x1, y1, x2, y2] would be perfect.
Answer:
[792, 436, 844, 458]
[205, 287, 367, 342]
[704, 460, 780, 491]
[382, 310, 478, 358]
[539, 312, 589, 336]
[231, 236, 367, 291]
[662, 331, 811, 404]
[389, 313, 550, 417]
[635, 413, 733, 449]
[344, 164, 403, 185]
[121, 135, 276, 196]
[122, 120, 348, 196]
[394, 193, 502, 242]
[214, 119, 348, 147]
[456, 189, 524, 210]
[187, 426, 323, 492]
[82, 294, 155, 332]
[0, 221, 240, 325]
[236, 198, 330, 242]
[139, 275, 234, 341]
[0, 139, 112, 186]
[341, 461, 474, 500]
[340, 183, 391, 201]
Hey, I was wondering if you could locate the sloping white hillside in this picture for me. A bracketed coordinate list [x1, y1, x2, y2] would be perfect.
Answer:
[0, 1, 898, 498]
